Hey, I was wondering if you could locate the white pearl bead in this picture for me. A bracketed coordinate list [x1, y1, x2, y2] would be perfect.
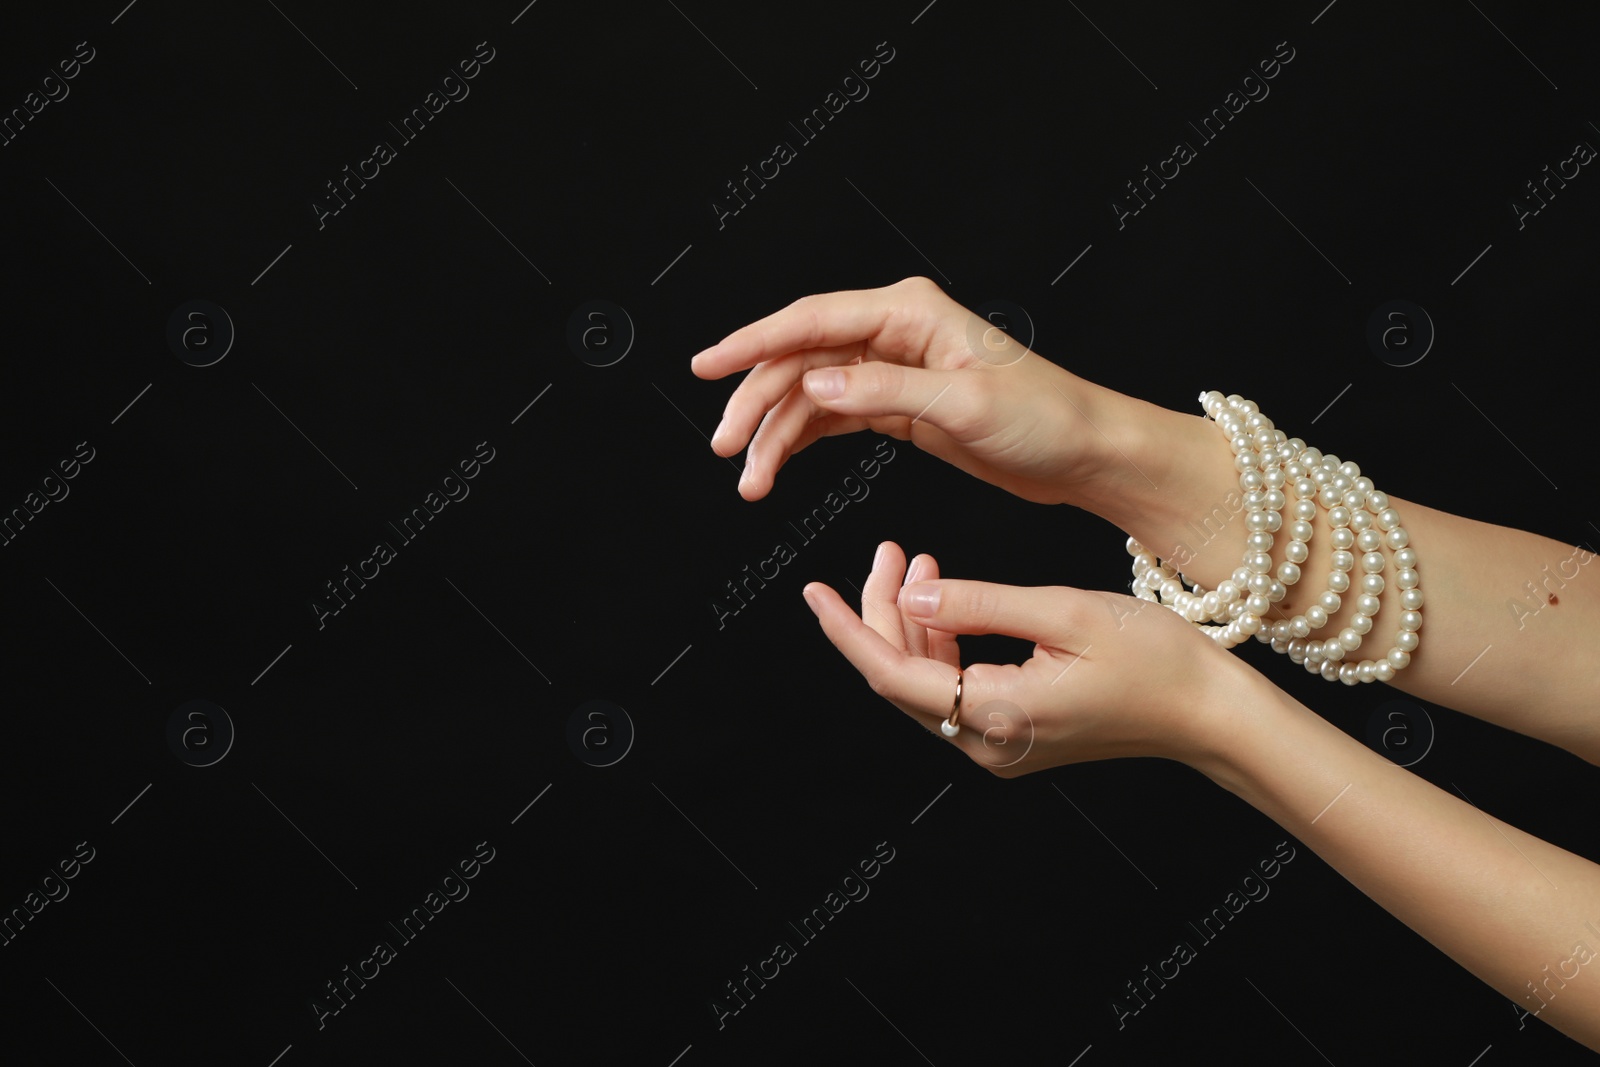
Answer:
[1262, 468, 1285, 488]
[1264, 489, 1286, 510]
[1202, 591, 1221, 617]
[1263, 512, 1282, 533]
[1360, 573, 1385, 595]
[1398, 610, 1423, 632]
[1311, 467, 1331, 487]
[1357, 661, 1377, 683]
[1339, 461, 1360, 478]
[1294, 478, 1316, 499]
[1367, 490, 1389, 512]
[1327, 571, 1350, 593]
[1234, 453, 1257, 473]
[1258, 447, 1279, 467]
[1354, 477, 1374, 494]
[1374, 661, 1395, 681]
[1330, 528, 1355, 551]
[1245, 511, 1270, 532]
[1400, 588, 1424, 611]
[1290, 616, 1311, 638]
[1240, 471, 1264, 490]
[1245, 594, 1270, 616]
[1331, 550, 1355, 573]
[1332, 475, 1353, 493]
[1376, 508, 1400, 531]
[1320, 660, 1340, 681]
[1328, 506, 1351, 528]
[1349, 510, 1372, 532]
[1247, 531, 1274, 552]
[1349, 613, 1372, 635]
[1396, 547, 1417, 569]
[1356, 594, 1381, 616]
[1238, 613, 1261, 635]
[1387, 648, 1411, 669]
[1277, 562, 1301, 585]
[1339, 627, 1362, 651]
[1385, 526, 1409, 550]
[1322, 639, 1345, 662]
[941, 719, 960, 737]
[1271, 635, 1291, 654]
[1344, 489, 1367, 511]
[1339, 662, 1360, 685]
[1292, 500, 1316, 521]
[1318, 487, 1341, 509]
[1301, 447, 1323, 465]
[1357, 529, 1383, 552]
[1286, 539, 1310, 564]
[1319, 591, 1342, 613]
[1395, 630, 1419, 652]
[1232, 566, 1251, 585]
[1305, 605, 1328, 628]
[1268, 580, 1286, 602]
[1287, 639, 1307, 663]
[1362, 552, 1386, 574]
[1395, 568, 1419, 590]
[1218, 581, 1239, 601]
[1160, 580, 1181, 600]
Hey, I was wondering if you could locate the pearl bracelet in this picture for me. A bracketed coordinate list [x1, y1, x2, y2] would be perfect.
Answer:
[1126, 391, 1422, 684]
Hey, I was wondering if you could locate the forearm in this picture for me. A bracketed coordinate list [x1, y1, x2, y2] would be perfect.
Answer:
[1194, 660, 1600, 1048]
[1075, 379, 1600, 763]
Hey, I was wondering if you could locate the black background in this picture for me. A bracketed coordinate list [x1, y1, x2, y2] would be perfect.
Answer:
[3, 1, 1599, 1063]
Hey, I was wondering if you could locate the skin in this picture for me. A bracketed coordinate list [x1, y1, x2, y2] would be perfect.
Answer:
[692, 276, 1600, 1049]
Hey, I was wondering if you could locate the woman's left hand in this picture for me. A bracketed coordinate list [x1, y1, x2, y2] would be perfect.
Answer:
[801, 540, 1250, 777]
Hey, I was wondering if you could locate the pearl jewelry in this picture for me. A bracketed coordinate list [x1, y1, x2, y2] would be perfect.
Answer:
[1125, 392, 1423, 677]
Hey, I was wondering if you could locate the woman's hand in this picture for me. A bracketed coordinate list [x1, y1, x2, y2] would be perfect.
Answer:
[800, 539, 1250, 777]
[691, 276, 1152, 510]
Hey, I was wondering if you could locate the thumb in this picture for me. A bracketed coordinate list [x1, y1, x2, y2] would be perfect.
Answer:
[804, 363, 984, 433]
[898, 579, 1085, 647]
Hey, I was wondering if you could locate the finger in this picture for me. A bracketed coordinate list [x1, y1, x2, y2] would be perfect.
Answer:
[860, 541, 910, 651]
[912, 556, 962, 668]
[801, 580, 967, 726]
[742, 383, 830, 500]
[711, 344, 866, 456]
[900, 554, 932, 658]
[898, 578, 1092, 648]
[691, 284, 906, 381]
[802, 362, 988, 441]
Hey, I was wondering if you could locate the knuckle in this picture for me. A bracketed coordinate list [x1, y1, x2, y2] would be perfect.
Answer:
[964, 583, 1003, 633]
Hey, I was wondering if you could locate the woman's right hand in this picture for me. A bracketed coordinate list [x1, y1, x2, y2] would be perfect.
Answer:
[690, 276, 1159, 510]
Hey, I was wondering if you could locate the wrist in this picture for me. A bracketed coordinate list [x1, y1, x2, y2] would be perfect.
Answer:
[1075, 387, 1247, 591]
[1180, 654, 1292, 794]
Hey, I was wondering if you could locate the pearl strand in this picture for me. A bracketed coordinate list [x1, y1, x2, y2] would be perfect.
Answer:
[1125, 391, 1422, 682]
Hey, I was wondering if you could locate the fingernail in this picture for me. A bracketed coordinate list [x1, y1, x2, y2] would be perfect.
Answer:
[739, 464, 752, 487]
[873, 542, 887, 570]
[802, 584, 820, 615]
[711, 417, 726, 445]
[901, 583, 939, 616]
[808, 369, 844, 399]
